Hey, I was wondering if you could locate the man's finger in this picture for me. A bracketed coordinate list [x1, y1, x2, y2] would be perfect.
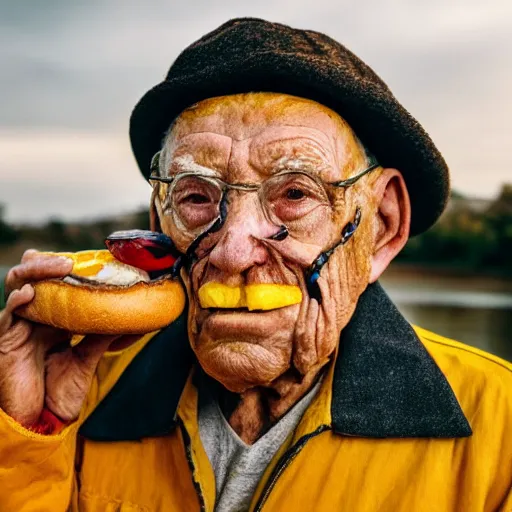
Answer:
[0, 319, 33, 354]
[32, 324, 73, 353]
[5, 257, 73, 295]
[0, 285, 34, 334]
[73, 335, 120, 370]
[6, 284, 35, 313]
[293, 298, 319, 375]
[20, 249, 41, 263]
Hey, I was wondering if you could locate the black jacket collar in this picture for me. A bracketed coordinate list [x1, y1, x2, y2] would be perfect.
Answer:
[331, 282, 471, 437]
[80, 282, 471, 441]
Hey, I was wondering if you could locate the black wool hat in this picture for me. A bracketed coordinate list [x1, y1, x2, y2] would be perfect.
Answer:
[130, 17, 450, 235]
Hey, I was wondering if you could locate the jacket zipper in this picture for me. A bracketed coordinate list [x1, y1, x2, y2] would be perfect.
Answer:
[179, 420, 207, 512]
[253, 425, 329, 512]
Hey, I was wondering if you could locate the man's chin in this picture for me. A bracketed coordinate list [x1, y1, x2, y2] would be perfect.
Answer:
[194, 340, 290, 393]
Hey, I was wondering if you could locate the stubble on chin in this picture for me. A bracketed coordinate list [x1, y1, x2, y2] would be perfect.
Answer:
[189, 303, 300, 393]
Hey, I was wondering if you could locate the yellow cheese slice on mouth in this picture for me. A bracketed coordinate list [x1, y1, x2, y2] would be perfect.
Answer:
[245, 284, 302, 311]
[198, 282, 244, 309]
[198, 282, 302, 310]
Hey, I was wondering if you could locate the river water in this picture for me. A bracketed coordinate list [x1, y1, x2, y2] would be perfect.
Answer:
[390, 300, 511, 362]
[381, 267, 512, 363]
[1, 265, 510, 362]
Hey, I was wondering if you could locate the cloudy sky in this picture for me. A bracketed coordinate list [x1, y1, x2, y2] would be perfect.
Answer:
[1, 0, 510, 223]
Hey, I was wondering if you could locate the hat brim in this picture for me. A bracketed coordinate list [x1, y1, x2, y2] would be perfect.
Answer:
[130, 51, 449, 236]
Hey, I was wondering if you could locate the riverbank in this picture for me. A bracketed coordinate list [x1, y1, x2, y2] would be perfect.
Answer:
[379, 264, 511, 361]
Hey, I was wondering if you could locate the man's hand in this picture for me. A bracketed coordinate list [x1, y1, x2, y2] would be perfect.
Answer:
[0, 251, 116, 427]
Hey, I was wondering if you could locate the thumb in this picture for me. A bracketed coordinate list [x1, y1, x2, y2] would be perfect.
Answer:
[72, 335, 119, 372]
[0, 284, 34, 335]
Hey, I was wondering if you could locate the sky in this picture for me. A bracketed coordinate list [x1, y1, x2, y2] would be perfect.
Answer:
[0, 0, 511, 223]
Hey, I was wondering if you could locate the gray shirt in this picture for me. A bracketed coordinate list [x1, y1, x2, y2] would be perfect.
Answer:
[198, 378, 321, 512]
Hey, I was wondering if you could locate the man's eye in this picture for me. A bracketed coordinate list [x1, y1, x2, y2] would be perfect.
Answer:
[286, 188, 306, 200]
[184, 193, 211, 204]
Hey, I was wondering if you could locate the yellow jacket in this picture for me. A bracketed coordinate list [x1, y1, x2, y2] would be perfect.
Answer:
[1, 284, 511, 511]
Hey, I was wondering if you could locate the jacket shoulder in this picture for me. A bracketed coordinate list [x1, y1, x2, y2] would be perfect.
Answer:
[413, 324, 512, 377]
[413, 325, 512, 500]
[413, 325, 512, 428]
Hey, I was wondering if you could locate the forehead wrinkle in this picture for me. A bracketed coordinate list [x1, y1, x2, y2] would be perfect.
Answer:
[173, 122, 339, 143]
[249, 135, 336, 180]
[169, 115, 357, 181]
[172, 131, 233, 143]
[237, 125, 336, 144]
[163, 131, 233, 177]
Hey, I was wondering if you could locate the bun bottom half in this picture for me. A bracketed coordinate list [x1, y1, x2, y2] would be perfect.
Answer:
[17, 279, 186, 335]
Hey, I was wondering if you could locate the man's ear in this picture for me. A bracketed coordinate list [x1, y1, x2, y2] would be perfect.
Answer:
[149, 189, 162, 233]
[369, 168, 411, 283]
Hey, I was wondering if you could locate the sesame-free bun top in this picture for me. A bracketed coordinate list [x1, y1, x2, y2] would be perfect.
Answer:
[17, 250, 186, 335]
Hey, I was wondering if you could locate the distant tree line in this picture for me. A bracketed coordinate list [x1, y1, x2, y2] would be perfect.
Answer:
[396, 185, 512, 276]
[0, 208, 150, 252]
[1, 184, 511, 276]
[0, 205, 18, 245]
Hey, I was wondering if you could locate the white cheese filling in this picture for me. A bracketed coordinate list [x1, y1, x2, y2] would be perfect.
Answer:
[63, 261, 150, 287]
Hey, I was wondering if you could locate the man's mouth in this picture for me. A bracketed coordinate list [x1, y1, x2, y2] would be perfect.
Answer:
[197, 282, 302, 311]
[206, 307, 250, 313]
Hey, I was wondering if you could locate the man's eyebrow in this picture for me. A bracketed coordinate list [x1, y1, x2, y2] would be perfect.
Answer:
[269, 156, 333, 177]
[170, 155, 220, 177]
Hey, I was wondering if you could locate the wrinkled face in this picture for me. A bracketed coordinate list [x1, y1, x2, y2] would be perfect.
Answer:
[153, 93, 380, 392]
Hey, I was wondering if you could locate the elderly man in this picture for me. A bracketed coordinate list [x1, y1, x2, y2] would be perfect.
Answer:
[0, 18, 511, 512]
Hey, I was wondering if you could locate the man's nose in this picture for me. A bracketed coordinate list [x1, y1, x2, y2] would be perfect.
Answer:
[207, 194, 273, 275]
